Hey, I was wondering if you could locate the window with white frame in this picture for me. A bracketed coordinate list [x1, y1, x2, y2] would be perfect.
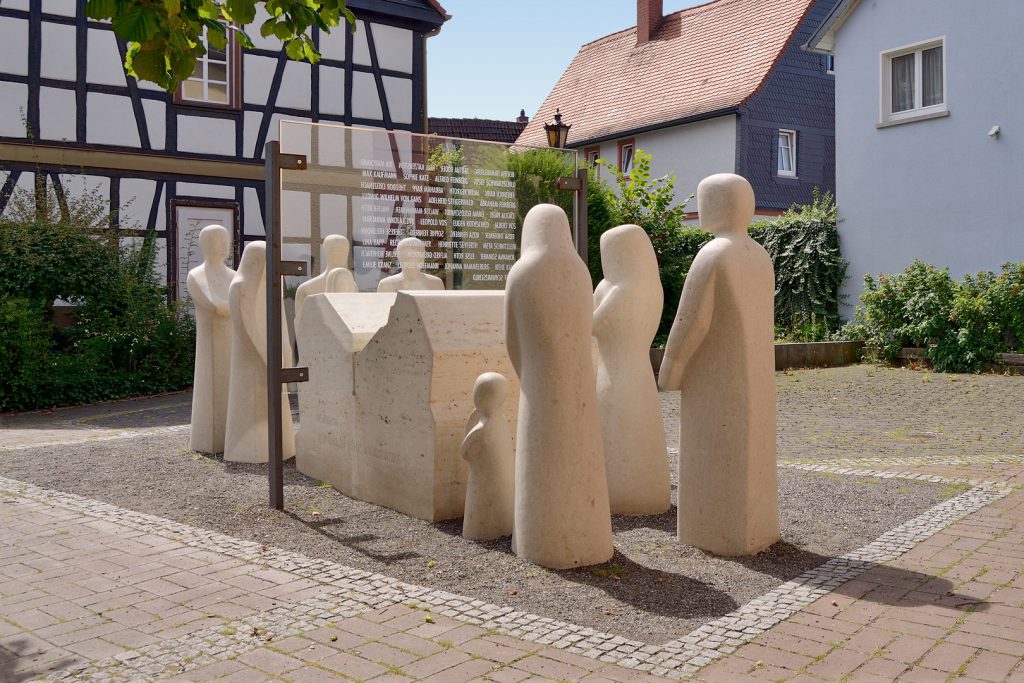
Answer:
[825, 54, 835, 74]
[778, 129, 797, 177]
[618, 140, 634, 176]
[882, 39, 945, 123]
[584, 146, 600, 168]
[180, 27, 235, 106]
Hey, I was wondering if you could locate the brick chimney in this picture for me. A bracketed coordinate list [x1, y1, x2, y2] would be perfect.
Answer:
[516, 109, 529, 124]
[637, 0, 663, 45]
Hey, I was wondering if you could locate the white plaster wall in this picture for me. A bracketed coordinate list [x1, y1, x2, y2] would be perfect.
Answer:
[382, 76, 412, 125]
[85, 92, 139, 146]
[282, 190, 312, 239]
[372, 24, 412, 73]
[244, 187, 264, 236]
[58, 173, 109, 201]
[38, 87, 76, 141]
[176, 115, 235, 156]
[0, 17, 29, 77]
[142, 99, 165, 150]
[833, 0, 1024, 317]
[319, 194, 348, 238]
[40, 22, 76, 80]
[0, 82, 28, 137]
[243, 55, 276, 105]
[244, 113, 311, 159]
[351, 72, 382, 120]
[87, 28, 126, 87]
[635, 114, 737, 212]
[277, 60, 311, 110]
[176, 182, 235, 200]
[41, 0, 76, 16]
[4, 0, 30, 11]
[119, 178, 156, 230]
[352, 21, 371, 65]
[320, 66, 345, 116]
[320, 27, 346, 62]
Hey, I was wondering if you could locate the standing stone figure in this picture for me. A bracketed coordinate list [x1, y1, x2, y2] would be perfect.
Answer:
[295, 235, 356, 324]
[186, 225, 235, 454]
[658, 174, 779, 556]
[505, 204, 613, 569]
[376, 237, 445, 292]
[224, 241, 296, 463]
[593, 224, 671, 516]
[461, 372, 515, 541]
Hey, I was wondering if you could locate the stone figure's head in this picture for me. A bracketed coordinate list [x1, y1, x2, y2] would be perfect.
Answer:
[697, 174, 755, 236]
[520, 204, 573, 255]
[473, 372, 509, 415]
[198, 224, 231, 263]
[323, 235, 350, 270]
[237, 240, 266, 281]
[396, 237, 426, 271]
[599, 224, 658, 284]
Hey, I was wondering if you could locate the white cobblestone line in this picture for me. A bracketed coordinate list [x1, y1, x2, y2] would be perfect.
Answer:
[0, 475, 1012, 681]
[783, 454, 1022, 468]
[779, 462, 983, 486]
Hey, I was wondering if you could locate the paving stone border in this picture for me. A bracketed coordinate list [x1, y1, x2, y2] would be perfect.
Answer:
[0, 425, 191, 453]
[1, 472, 1013, 681]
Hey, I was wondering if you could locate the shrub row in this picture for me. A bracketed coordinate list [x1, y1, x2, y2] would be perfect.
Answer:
[0, 188, 194, 412]
[847, 260, 1024, 372]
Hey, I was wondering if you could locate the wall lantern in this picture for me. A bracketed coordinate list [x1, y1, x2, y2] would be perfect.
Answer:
[544, 109, 571, 149]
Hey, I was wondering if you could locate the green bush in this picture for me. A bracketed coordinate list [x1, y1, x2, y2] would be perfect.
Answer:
[853, 260, 1024, 372]
[0, 186, 195, 412]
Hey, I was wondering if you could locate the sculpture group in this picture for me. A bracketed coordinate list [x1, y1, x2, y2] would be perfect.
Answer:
[188, 173, 779, 569]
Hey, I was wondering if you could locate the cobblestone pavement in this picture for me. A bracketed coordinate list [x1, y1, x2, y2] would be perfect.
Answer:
[3, 367, 1024, 681]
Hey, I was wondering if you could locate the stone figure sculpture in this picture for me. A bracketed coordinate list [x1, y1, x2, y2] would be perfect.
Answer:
[593, 224, 671, 515]
[186, 225, 235, 454]
[505, 204, 613, 569]
[376, 237, 445, 292]
[224, 241, 296, 463]
[295, 235, 354, 323]
[658, 173, 779, 556]
[325, 267, 357, 294]
[461, 372, 515, 541]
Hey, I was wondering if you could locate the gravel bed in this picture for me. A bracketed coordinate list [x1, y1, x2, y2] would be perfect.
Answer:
[0, 426, 954, 643]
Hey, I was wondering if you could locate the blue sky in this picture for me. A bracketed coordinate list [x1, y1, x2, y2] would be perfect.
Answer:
[427, 0, 706, 121]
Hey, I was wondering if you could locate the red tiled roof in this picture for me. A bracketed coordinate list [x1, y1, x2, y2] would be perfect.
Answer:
[428, 117, 528, 144]
[517, 0, 814, 148]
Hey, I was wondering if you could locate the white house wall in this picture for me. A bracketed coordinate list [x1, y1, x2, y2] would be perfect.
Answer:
[589, 115, 738, 214]
[833, 0, 1024, 317]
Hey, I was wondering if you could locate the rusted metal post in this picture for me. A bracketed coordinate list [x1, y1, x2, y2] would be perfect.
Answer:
[264, 141, 309, 510]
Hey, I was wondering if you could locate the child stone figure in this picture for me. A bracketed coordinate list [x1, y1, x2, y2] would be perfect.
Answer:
[461, 372, 515, 541]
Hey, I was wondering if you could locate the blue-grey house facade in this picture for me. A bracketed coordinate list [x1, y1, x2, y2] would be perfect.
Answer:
[807, 0, 1024, 317]
[518, 0, 838, 219]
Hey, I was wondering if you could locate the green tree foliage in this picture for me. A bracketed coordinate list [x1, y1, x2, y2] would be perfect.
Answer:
[86, 0, 355, 91]
[853, 260, 1024, 372]
[0, 185, 195, 411]
[592, 149, 695, 340]
[750, 189, 846, 341]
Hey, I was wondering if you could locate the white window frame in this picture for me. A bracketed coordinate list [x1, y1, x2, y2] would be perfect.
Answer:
[180, 27, 235, 107]
[825, 54, 835, 74]
[880, 37, 946, 124]
[618, 140, 634, 176]
[777, 129, 797, 178]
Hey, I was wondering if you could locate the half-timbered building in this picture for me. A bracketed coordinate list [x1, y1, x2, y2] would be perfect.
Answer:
[0, 0, 447, 296]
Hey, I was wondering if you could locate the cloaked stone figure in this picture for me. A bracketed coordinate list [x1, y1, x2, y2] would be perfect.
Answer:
[506, 204, 613, 569]
[376, 237, 445, 292]
[658, 173, 779, 556]
[186, 225, 235, 454]
[295, 235, 356, 324]
[461, 372, 515, 541]
[593, 224, 671, 515]
[224, 241, 296, 463]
